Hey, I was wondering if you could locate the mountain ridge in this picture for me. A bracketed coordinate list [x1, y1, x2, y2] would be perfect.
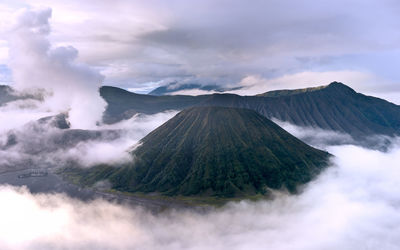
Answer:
[100, 82, 400, 140]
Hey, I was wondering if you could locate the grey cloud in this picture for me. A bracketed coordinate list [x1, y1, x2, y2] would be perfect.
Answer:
[116, 0, 400, 90]
[3, 0, 392, 91]
[3, 0, 398, 95]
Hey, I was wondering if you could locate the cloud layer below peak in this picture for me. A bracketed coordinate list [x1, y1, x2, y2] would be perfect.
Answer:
[1, 143, 400, 249]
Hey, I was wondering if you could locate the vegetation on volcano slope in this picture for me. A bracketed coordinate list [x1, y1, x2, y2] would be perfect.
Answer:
[67, 107, 331, 198]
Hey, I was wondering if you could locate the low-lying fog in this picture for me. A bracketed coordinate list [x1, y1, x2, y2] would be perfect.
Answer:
[1, 141, 400, 250]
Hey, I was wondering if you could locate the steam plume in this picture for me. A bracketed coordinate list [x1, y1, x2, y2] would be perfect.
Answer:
[8, 8, 106, 129]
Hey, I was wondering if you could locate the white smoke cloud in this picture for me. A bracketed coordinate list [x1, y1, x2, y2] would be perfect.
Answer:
[0, 99, 53, 134]
[0, 7, 178, 169]
[0, 110, 177, 169]
[7, 8, 106, 129]
[1, 142, 400, 249]
[63, 111, 177, 167]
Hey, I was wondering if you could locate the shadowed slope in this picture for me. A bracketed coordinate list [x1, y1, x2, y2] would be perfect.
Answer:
[73, 107, 330, 198]
[251, 82, 400, 138]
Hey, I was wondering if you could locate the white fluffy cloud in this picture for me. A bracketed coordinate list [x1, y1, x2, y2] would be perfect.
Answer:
[64, 111, 177, 167]
[1, 142, 400, 249]
[7, 8, 106, 129]
[0, 106, 177, 168]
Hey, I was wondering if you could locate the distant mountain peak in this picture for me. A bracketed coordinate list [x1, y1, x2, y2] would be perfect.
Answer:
[328, 81, 348, 87]
[325, 81, 356, 94]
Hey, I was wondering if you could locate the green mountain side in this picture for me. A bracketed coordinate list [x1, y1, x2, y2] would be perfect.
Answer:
[66, 107, 330, 197]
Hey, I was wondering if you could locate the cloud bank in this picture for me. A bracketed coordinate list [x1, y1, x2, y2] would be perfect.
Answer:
[1, 143, 400, 249]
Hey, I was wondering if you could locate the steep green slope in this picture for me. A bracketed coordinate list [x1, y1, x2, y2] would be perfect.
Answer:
[70, 107, 330, 197]
[100, 82, 400, 139]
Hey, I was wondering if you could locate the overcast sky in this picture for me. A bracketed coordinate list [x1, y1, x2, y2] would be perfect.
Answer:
[1, 0, 400, 101]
